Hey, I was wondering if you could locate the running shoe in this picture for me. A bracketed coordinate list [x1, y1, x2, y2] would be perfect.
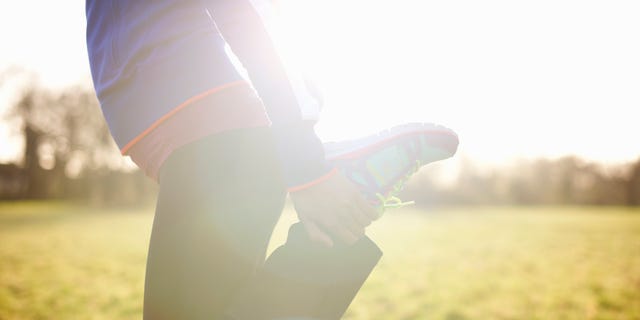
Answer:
[324, 123, 459, 212]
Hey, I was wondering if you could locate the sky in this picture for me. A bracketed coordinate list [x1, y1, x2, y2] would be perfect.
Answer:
[1, 0, 639, 166]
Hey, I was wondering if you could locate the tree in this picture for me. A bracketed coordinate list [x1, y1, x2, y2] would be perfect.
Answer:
[1, 68, 123, 199]
[627, 159, 640, 206]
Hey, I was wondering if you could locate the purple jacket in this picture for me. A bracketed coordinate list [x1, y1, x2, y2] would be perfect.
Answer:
[85, 0, 330, 188]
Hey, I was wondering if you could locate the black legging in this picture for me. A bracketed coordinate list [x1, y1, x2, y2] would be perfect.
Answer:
[143, 127, 382, 319]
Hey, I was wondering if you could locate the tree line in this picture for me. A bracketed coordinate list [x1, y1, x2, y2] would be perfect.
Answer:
[402, 156, 640, 207]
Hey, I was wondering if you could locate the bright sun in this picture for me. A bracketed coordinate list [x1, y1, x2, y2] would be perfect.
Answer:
[261, 0, 640, 165]
[1, 1, 639, 165]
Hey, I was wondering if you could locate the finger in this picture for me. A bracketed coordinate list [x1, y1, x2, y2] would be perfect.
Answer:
[339, 176, 379, 221]
[325, 220, 362, 245]
[340, 204, 369, 233]
[350, 202, 373, 227]
[330, 198, 363, 230]
[353, 192, 381, 221]
[302, 220, 334, 248]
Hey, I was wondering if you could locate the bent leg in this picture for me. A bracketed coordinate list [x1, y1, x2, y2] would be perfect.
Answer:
[227, 223, 383, 320]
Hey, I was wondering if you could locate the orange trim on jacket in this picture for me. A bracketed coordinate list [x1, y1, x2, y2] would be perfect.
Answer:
[120, 80, 249, 155]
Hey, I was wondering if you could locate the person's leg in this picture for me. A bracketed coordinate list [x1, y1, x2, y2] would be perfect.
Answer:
[227, 223, 383, 320]
[143, 126, 381, 319]
[143, 127, 286, 319]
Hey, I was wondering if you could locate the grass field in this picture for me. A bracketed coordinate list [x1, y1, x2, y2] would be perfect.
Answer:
[1, 202, 639, 320]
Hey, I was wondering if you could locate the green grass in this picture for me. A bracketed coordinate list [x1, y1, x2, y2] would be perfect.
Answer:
[1, 203, 639, 320]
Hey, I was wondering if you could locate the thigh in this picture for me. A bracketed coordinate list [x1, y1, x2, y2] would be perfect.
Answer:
[143, 127, 286, 320]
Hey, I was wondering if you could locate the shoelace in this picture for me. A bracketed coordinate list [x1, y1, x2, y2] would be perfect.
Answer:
[375, 159, 422, 212]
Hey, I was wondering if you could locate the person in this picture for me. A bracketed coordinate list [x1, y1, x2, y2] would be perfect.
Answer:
[86, 0, 461, 318]
[85, 1, 383, 319]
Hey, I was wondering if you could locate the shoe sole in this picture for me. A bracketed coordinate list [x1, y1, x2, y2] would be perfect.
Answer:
[324, 122, 459, 162]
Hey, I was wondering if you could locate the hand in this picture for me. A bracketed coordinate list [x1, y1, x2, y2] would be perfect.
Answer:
[289, 171, 380, 247]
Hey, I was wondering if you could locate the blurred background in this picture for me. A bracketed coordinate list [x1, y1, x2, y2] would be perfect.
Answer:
[1, 1, 639, 319]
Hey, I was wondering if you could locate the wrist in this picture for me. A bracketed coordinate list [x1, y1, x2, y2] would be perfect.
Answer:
[271, 120, 332, 188]
[287, 168, 338, 193]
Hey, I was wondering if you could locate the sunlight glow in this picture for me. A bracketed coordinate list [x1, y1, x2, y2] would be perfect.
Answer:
[266, 0, 640, 164]
[1, 0, 639, 165]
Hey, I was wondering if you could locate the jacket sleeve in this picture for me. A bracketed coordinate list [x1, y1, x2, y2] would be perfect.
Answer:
[202, 0, 332, 190]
